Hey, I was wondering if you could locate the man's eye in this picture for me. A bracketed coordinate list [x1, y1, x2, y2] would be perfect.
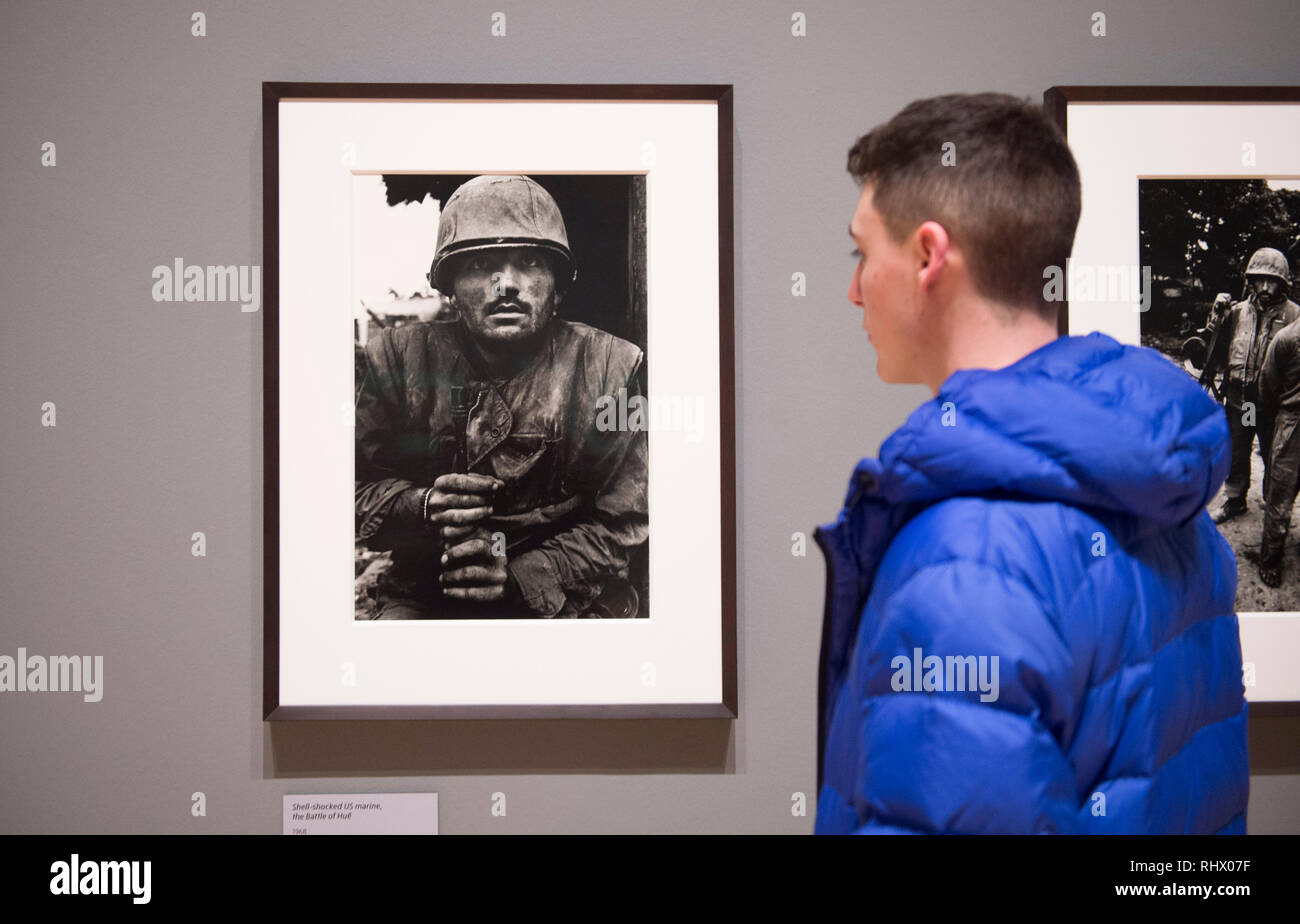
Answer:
[522, 255, 540, 267]
[850, 249, 863, 259]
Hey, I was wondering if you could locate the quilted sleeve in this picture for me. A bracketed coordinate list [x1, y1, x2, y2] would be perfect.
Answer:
[846, 558, 1083, 834]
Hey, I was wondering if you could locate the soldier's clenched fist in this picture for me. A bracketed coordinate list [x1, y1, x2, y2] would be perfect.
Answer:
[421, 473, 504, 528]
[438, 524, 513, 602]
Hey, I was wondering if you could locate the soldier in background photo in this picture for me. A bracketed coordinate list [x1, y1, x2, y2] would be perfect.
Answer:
[354, 174, 648, 619]
[1252, 251, 1300, 586]
[1191, 247, 1300, 524]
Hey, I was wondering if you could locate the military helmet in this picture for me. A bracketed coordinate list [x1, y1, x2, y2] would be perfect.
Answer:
[1244, 247, 1291, 286]
[428, 175, 576, 294]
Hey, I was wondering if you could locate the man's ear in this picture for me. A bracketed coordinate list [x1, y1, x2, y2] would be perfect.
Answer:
[548, 256, 568, 307]
[914, 220, 951, 292]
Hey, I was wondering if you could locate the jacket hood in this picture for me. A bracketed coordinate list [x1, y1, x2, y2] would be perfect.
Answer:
[852, 331, 1229, 528]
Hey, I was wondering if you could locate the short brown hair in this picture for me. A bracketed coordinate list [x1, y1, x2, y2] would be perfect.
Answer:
[847, 93, 1080, 322]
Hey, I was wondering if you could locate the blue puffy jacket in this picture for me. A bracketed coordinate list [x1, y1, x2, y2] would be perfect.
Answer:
[813, 331, 1249, 834]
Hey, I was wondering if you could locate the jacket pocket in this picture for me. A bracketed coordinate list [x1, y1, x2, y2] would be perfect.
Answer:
[492, 432, 564, 512]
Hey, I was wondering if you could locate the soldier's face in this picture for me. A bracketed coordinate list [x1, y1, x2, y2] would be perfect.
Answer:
[451, 247, 559, 347]
[1249, 276, 1283, 305]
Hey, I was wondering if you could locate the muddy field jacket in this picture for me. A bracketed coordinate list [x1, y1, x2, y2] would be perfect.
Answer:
[355, 317, 648, 617]
[1204, 295, 1299, 400]
[813, 332, 1248, 834]
[1260, 312, 1300, 422]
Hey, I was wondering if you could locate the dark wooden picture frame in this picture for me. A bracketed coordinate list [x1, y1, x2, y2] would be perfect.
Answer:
[262, 83, 736, 719]
[1044, 85, 1300, 338]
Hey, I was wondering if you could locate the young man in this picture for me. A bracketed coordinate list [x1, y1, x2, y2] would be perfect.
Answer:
[813, 94, 1248, 834]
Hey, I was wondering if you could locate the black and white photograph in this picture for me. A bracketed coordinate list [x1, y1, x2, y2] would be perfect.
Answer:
[264, 84, 735, 717]
[352, 172, 651, 621]
[1139, 177, 1300, 609]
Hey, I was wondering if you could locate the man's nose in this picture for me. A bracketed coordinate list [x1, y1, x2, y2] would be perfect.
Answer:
[493, 263, 521, 294]
[848, 269, 862, 307]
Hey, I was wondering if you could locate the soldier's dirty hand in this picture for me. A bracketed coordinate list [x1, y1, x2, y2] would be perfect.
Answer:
[439, 522, 488, 547]
[439, 525, 509, 601]
[422, 473, 505, 528]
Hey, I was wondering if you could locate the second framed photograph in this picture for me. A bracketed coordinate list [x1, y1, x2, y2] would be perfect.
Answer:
[1046, 85, 1300, 705]
[264, 83, 736, 718]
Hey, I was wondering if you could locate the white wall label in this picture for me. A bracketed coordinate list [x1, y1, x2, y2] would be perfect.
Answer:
[283, 793, 438, 835]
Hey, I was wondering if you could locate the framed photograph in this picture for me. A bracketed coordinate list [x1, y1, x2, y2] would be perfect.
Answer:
[1045, 86, 1300, 706]
[263, 83, 736, 718]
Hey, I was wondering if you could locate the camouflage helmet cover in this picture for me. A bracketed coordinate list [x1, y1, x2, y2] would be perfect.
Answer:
[428, 175, 577, 293]
[1244, 247, 1291, 286]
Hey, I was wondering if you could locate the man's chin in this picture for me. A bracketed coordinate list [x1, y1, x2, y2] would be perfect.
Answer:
[875, 358, 914, 386]
[480, 324, 540, 344]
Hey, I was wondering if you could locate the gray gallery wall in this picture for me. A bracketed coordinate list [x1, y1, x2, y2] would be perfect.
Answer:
[2, 0, 1297, 834]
